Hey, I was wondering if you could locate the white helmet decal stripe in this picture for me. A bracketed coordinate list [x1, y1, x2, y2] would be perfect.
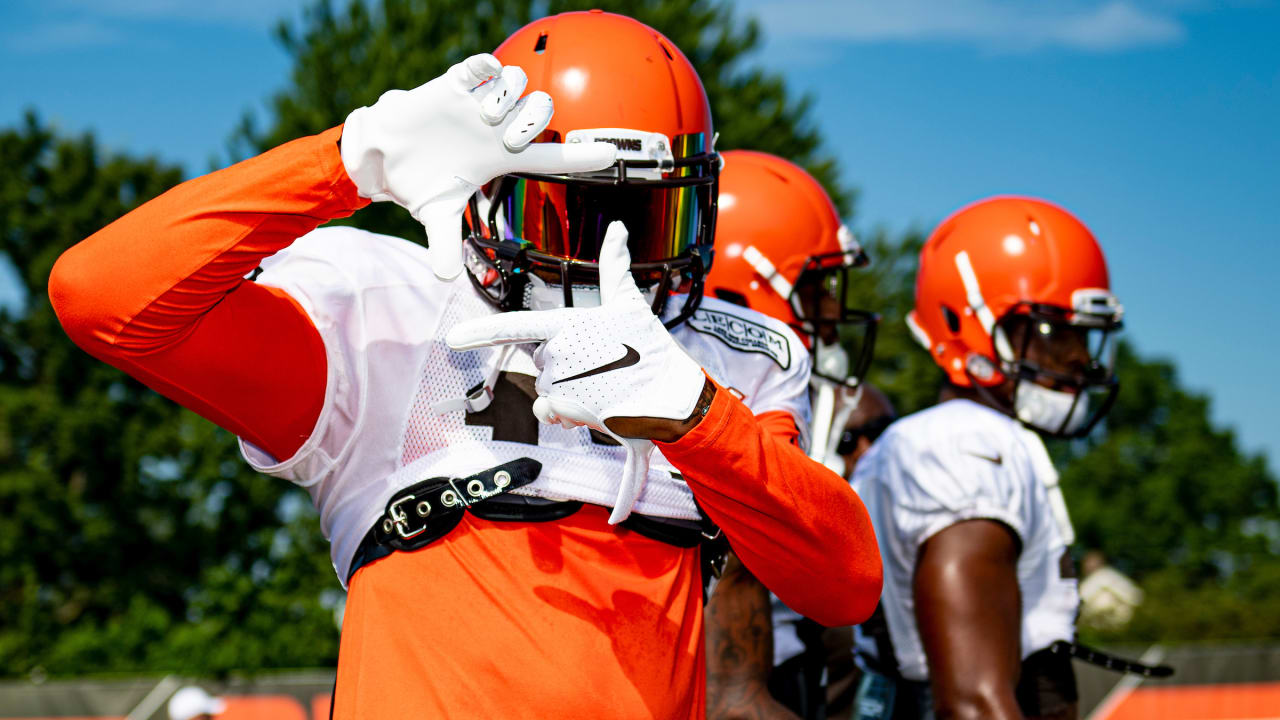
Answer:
[954, 250, 994, 334]
[905, 310, 932, 352]
[743, 244, 794, 300]
[955, 250, 1014, 361]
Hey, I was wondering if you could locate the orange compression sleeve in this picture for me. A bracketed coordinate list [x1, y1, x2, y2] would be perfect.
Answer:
[658, 384, 883, 627]
[49, 126, 369, 460]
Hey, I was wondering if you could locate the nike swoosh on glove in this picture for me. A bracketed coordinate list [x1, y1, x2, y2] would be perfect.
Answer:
[446, 221, 707, 524]
[340, 53, 618, 280]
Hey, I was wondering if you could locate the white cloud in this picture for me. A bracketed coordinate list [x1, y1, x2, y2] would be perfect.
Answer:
[1040, 2, 1186, 50]
[737, 0, 1187, 53]
[47, 0, 304, 27]
[5, 20, 123, 52]
[4, 0, 305, 53]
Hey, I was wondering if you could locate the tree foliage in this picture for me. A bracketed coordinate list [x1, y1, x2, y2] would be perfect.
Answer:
[0, 113, 339, 676]
[1060, 344, 1280, 643]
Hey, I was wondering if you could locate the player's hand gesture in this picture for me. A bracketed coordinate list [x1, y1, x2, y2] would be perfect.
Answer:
[340, 54, 618, 279]
[447, 222, 709, 523]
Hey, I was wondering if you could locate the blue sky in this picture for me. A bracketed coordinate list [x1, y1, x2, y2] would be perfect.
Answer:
[2, 0, 1277, 472]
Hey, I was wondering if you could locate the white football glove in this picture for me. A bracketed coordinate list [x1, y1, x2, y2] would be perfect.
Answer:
[340, 53, 618, 279]
[446, 221, 707, 524]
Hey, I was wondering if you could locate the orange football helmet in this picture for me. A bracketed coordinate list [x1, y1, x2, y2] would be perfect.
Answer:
[908, 196, 1124, 436]
[465, 11, 719, 328]
[704, 150, 876, 387]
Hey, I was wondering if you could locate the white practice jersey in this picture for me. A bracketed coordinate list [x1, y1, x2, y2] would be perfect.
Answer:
[237, 226, 811, 586]
[852, 399, 1078, 681]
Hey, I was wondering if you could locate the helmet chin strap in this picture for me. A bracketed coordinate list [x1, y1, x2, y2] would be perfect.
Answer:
[819, 384, 864, 476]
[431, 344, 515, 415]
[522, 273, 666, 313]
[963, 366, 1019, 420]
[525, 274, 603, 311]
[806, 380, 863, 471]
[808, 341, 855, 465]
[808, 383, 837, 464]
[808, 342, 860, 469]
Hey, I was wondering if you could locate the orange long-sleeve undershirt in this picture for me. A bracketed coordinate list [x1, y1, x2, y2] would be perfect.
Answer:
[661, 396, 881, 626]
[49, 126, 366, 459]
[49, 125, 881, 627]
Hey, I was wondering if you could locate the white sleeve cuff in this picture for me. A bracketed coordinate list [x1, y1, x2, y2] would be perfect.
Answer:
[913, 505, 1026, 552]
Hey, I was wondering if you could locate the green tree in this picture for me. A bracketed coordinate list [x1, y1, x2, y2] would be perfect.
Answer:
[1061, 344, 1280, 643]
[0, 113, 339, 676]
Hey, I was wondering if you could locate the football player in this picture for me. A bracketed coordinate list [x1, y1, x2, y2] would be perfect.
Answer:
[851, 196, 1124, 719]
[702, 150, 881, 719]
[701, 151, 878, 474]
[48, 12, 882, 720]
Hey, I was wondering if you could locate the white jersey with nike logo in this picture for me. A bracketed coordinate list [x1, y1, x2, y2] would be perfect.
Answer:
[851, 399, 1078, 681]
[235, 226, 811, 585]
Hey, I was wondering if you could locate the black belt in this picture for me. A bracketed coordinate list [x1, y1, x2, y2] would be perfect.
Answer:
[346, 457, 727, 585]
[347, 457, 542, 582]
[348, 458, 732, 584]
[1049, 640, 1174, 677]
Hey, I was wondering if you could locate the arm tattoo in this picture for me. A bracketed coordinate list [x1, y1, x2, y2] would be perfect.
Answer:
[705, 554, 802, 720]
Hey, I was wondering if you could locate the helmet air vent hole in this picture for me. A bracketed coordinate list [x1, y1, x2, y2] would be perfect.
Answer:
[942, 305, 962, 334]
[534, 32, 548, 54]
[713, 288, 750, 308]
[658, 41, 675, 61]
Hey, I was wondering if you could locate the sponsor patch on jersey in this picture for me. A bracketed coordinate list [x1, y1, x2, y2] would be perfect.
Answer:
[688, 309, 791, 370]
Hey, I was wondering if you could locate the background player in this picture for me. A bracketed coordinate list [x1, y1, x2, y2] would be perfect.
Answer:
[49, 12, 881, 719]
[702, 150, 882, 719]
[701, 150, 878, 474]
[852, 196, 1124, 719]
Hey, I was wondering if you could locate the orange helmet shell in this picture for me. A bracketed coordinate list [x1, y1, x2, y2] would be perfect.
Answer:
[475, 11, 720, 329]
[495, 11, 713, 149]
[705, 150, 847, 328]
[909, 196, 1116, 387]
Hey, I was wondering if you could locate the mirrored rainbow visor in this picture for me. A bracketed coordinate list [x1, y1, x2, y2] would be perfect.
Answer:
[490, 134, 717, 267]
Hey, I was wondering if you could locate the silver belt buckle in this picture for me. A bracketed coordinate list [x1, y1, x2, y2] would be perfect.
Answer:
[387, 494, 427, 539]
